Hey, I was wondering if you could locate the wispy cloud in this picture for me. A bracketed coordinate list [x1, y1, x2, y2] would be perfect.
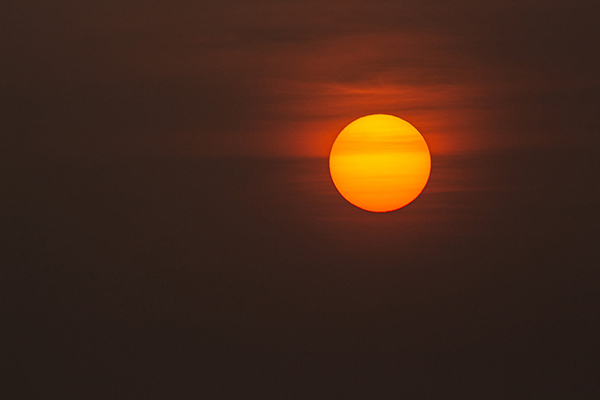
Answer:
[4, 0, 598, 157]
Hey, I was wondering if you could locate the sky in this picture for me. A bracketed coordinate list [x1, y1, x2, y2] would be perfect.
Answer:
[5, 0, 598, 157]
[3, 0, 599, 398]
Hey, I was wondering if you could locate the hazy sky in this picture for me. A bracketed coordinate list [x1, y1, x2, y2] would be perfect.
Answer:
[5, 0, 598, 157]
[4, 1, 600, 398]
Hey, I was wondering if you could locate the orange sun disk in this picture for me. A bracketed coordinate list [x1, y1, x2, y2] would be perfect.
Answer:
[329, 114, 431, 212]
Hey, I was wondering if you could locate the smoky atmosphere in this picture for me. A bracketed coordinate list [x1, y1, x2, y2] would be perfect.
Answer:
[3, 0, 599, 398]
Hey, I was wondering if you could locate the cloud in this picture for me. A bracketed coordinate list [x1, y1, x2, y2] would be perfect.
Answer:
[4, 0, 598, 157]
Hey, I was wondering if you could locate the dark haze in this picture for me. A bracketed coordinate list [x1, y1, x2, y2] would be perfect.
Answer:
[3, 0, 599, 398]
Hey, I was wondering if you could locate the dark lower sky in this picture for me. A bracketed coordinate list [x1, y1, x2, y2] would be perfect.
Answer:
[3, 0, 599, 398]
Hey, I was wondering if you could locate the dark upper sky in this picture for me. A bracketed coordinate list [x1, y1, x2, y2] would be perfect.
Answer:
[5, 0, 598, 157]
[3, 1, 599, 398]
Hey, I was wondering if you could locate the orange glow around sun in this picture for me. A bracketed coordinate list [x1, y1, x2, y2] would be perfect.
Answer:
[329, 114, 431, 212]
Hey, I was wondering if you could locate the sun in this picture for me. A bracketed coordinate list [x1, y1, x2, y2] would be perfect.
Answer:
[329, 114, 431, 212]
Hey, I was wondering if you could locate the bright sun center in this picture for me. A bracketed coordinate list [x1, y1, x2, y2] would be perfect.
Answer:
[329, 114, 431, 212]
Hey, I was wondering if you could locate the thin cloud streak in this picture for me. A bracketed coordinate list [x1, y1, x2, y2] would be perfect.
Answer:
[3, 0, 598, 157]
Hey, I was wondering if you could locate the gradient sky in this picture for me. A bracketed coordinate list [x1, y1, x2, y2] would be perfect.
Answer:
[4, 1, 599, 398]
[5, 0, 598, 157]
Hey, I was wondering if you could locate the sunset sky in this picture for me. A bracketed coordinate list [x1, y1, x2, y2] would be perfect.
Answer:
[4, 0, 599, 398]
[6, 0, 598, 157]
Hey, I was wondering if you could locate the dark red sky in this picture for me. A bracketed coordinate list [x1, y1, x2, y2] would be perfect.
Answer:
[5, 0, 598, 157]
[4, 1, 599, 398]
